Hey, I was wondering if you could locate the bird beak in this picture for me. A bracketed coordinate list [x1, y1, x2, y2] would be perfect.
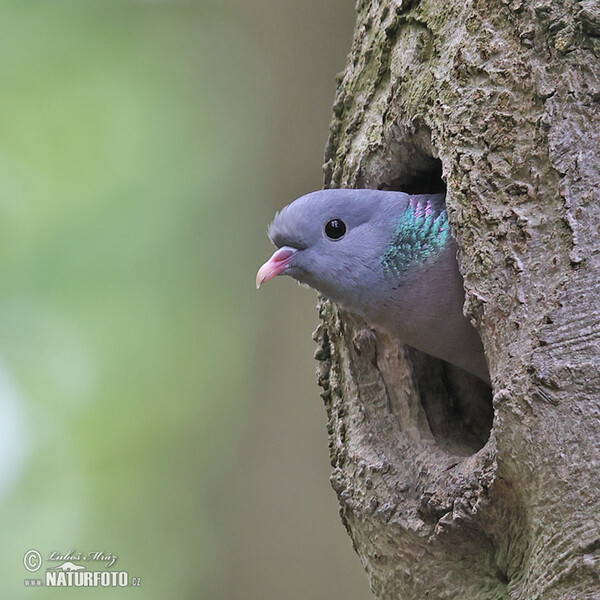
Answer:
[256, 246, 298, 289]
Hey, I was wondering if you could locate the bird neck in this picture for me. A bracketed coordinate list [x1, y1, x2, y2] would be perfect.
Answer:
[381, 196, 451, 280]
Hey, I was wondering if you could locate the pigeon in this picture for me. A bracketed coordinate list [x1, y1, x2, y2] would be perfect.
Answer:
[257, 189, 490, 384]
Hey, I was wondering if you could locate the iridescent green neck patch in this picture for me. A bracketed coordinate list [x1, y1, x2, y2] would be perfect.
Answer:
[382, 197, 451, 278]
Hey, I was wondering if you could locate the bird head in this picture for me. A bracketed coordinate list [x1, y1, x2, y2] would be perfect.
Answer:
[256, 189, 404, 315]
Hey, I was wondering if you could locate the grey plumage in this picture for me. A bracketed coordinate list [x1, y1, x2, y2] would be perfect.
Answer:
[257, 189, 489, 384]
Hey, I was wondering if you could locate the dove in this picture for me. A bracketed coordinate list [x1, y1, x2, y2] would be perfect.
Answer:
[257, 189, 489, 384]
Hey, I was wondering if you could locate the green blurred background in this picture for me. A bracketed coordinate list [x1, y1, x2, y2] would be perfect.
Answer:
[0, 0, 372, 598]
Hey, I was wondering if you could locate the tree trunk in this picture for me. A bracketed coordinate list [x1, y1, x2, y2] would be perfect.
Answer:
[316, 0, 600, 598]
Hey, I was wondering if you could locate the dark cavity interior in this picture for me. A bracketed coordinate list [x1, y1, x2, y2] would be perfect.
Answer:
[408, 348, 493, 455]
[379, 154, 446, 195]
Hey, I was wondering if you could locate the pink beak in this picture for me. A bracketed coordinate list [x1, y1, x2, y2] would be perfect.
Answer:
[256, 247, 298, 289]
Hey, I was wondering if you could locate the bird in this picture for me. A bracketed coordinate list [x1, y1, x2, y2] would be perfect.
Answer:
[256, 189, 490, 384]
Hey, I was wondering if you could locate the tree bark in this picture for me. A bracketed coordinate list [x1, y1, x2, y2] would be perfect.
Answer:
[316, 0, 600, 598]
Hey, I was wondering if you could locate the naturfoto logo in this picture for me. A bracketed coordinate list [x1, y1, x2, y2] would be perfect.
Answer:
[23, 548, 141, 588]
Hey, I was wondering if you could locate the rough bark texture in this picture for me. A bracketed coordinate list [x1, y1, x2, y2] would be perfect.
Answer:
[315, 0, 600, 598]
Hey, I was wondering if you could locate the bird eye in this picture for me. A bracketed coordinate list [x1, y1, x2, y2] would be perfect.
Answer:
[324, 219, 346, 240]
